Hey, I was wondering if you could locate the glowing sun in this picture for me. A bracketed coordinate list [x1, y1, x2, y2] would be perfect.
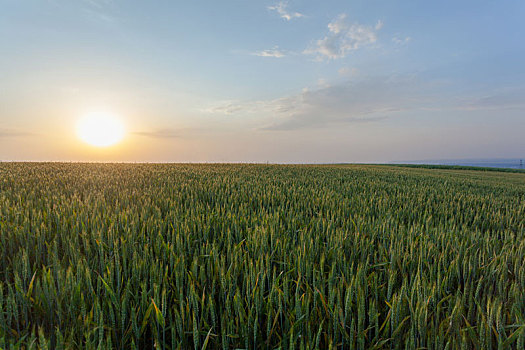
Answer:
[76, 112, 125, 147]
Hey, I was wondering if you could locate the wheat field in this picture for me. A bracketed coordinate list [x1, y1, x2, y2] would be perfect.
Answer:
[0, 163, 524, 349]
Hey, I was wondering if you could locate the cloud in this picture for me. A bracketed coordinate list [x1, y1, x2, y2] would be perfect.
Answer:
[133, 128, 180, 139]
[203, 101, 252, 115]
[206, 75, 432, 130]
[305, 14, 382, 60]
[82, 0, 117, 24]
[392, 36, 411, 45]
[338, 67, 358, 76]
[205, 75, 525, 131]
[262, 77, 419, 130]
[0, 129, 32, 138]
[260, 82, 525, 130]
[83, 0, 113, 9]
[457, 90, 525, 111]
[252, 46, 286, 58]
[268, 1, 304, 21]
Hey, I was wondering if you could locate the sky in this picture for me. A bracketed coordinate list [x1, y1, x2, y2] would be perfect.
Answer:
[1, 0, 524, 162]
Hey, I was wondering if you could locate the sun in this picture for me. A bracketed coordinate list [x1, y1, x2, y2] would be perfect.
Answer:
[76, 112, 125, 147]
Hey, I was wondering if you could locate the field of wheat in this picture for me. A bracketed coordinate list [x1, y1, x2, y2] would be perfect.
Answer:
[0, 163, 524, 349]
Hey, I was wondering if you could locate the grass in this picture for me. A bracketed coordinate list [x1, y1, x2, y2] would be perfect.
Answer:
[0, 163, 524, 349]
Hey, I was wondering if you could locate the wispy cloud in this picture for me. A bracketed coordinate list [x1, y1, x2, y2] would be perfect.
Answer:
[392, 36, 411, 45]
[203, 102, 251, 115]
[252, 46, 286, 58]
[261, 76, 420, 130]
[133, 128, 180, 139]
[268, 1, 304, 21]
[266, 83, 525, 130]
[338, 67, 359, 76]
[457, 90, 525, 111]
[83, 0, 114, 9]
[82, 0, 117, 24]
[305, 14, 382, 60]
[0, 128, 32, 138]
[206, 75, 431, 130]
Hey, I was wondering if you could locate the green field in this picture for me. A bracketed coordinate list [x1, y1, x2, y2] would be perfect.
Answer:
[0, 163, 524, 349]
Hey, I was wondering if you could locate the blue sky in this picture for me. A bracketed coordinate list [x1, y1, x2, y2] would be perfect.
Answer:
[1, 0, 524, 162]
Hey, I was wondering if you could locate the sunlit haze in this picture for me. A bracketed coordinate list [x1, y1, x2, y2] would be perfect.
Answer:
[1, 1, 524, 162]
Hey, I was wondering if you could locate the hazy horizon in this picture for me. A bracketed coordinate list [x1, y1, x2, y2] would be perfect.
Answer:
[1, 0, 524, 162]
[1, 157, 523, 169]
